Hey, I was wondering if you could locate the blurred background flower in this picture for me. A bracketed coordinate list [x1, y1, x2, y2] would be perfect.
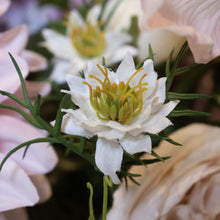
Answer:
[0, 0, 63, 35]
[140, 0, 220, 63]
[107, 123, 220, 220]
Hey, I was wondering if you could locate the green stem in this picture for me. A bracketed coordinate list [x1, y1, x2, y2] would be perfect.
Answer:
[87, 182, 95, 220]
[102, 176, 113, 220]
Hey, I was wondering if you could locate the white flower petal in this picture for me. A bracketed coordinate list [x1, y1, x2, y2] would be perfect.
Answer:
[87, 5, 101, 25]
[66, 74, 88, 94]
[97, 127, 125, 141]
[120, 134, 152, 154]
[115, 53, 136, 81]
[68, 10, 85, 31]
[140, 59, 158, 99]
[149, 77, 166, 104]
[61, 113, 93, 138]
[0, 153, 39, 212]
[50, 61, 69, 84]
[157, 100, 178, 116]
[106, 32, 132, 49]
[42, 29, 75, 59]
[105, 45, 138, 67]
[95, 138, 123, 184]
[142, 113, 173, 134]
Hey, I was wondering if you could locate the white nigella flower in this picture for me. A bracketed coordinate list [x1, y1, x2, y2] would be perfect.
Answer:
[42, 5, 137, 84]
[61, 54, 178, 184]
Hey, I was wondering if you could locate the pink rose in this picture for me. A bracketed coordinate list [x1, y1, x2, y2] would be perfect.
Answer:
[140, 0, 220, 63]
[108, 123, 220, 219]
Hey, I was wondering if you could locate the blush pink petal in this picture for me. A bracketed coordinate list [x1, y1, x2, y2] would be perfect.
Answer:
[0, 208, 28, 220]
[0, 0, 10, 16]
[0, 115, 58, 174]
[18, 81, 51, 99]
[0, 52, 28, 103]
[0, 153, 39, 212]
[1, 81, 51, 118]
[140, 0, 220, 63]
[29, 175, 52, 204]
[0, 25, 28, 55]
[21, 50, 47, 72]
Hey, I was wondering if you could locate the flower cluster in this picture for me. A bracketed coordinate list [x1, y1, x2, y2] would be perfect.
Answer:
[42, 3, 137, 83]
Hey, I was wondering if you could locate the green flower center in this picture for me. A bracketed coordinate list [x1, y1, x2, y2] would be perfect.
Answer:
[83, 65, 148, 125]
[70, 22, 105, 58]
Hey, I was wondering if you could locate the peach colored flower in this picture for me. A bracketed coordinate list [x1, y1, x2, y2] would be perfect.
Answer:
[107, 123, 220, 220]
[140, 0, 220, 63]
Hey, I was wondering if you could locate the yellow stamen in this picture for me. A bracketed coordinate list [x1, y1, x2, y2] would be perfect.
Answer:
[83, 65, 148, 124]
[70, 22, 106, 58]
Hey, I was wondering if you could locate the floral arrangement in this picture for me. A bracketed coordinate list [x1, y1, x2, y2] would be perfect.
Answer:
[0, 0, 219, 219]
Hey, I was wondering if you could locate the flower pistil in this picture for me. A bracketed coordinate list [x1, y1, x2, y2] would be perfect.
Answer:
[83, 65, 148, 124]
[70, 22, 105, 58]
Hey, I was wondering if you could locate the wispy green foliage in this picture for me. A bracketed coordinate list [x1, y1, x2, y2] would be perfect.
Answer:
[0, 54, 95, 171]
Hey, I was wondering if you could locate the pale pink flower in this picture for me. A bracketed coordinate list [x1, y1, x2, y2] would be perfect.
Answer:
[140, 0, 220, 63]
[0, 6, 57, 214]
[107, 123, 220, 220]
[0, 0, 10, 16]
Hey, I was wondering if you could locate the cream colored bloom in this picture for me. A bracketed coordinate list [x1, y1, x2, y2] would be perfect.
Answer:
[140, 0, 220, 63]
[107, 123, 220, 219]
[60, 54, 177, 184]
[42, 5, 137, 84]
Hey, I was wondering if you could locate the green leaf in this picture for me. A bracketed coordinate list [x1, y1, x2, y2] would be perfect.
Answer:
[0, 104, 42, 129]
[0, 90, 26, 107]
[79, 137, 86, 153]
[148, 44, 154, 61]
[9, 53, 33, 110]
[167, 92, 212, 100]
[33, 94, 41, 115]
[146, 132, 182, 146]
[165, 48, 174, 77]
[142, 157, 171, 165]
[22, 144, 30, 159]
[136, 44, 155, 69]
[126, 172, 141, 177]
[151, 150, 165, 162]
[174, 64, 203, 76]
[161, 136, 182, 146]
[128, 176, 140, 186]
[171, 41, 188, 74]
[169, 110, 212, 117]
[53, 94, 69, 137]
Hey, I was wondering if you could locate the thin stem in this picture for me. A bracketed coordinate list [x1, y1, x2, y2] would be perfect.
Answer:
[102, 176, 113, 220]
[87, 182, 95, 220]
